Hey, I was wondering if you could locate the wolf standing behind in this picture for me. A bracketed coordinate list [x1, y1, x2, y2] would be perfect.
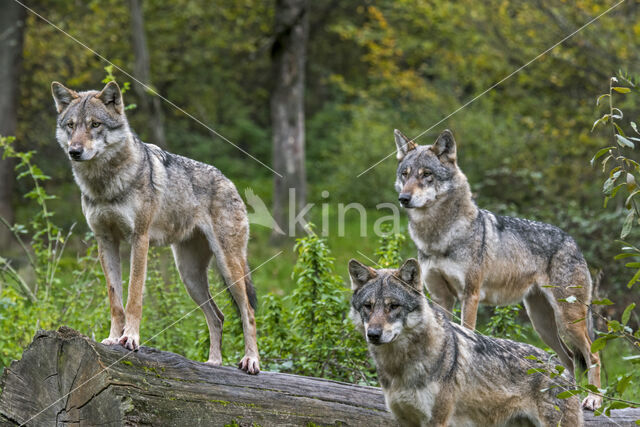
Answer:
[392, 128, 600, 408]
[349, 259, 583, 426]
[51, 81, 259, 374]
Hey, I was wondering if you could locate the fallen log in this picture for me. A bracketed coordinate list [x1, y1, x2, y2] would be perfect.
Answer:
[0, 327, 638, 426]
[0, 327, 393, 426]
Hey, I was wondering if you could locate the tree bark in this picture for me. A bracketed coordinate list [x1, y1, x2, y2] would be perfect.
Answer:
[0, 328, 395, 426]
[129, 0, 166, 147]
[270, 0, 309, 242]
[0, 1, 27, 249]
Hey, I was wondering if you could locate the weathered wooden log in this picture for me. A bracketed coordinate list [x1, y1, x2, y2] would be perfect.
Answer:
[1, 327, 638, 426]
[0, 327, 394, 426]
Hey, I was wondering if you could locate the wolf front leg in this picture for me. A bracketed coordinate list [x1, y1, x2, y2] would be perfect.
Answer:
[97, 234, 125, 345]
[460, 271, 482, 330]
[120, 232, 150, 351]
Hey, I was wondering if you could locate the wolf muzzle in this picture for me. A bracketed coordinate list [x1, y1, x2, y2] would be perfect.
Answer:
[367, 326, 383, 344]
[68, 146, 84, 161]
[398, 193, 412, 207]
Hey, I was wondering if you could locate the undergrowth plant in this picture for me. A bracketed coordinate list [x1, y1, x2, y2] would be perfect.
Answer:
[0, 135, 107, 368]
[533, 72, 640, 418]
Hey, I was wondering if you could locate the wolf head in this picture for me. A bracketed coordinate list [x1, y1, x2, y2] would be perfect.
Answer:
[393, 129, 463, 209]
[51, 81, 130, 162]
[349, 258, 424, 345]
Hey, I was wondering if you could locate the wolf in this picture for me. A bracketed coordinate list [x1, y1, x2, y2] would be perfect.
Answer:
[51, 81, 259, 374]
[349, 258, 583, 427]
[392, 128, 601, 409]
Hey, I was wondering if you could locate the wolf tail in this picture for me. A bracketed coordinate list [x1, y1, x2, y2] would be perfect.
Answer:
[243, 259, 258, 310]
[575, 269, 602, 372]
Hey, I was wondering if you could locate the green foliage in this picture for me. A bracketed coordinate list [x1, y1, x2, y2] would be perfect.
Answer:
[375, 224, 405, 268]
[482, 305, 525, 341]
[0, 135, 108, 368]
[254, 225, 375, 383]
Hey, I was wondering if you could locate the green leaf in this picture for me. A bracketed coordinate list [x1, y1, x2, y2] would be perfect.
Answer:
[621, 303, 635, 325]
[591, 336, 610, 353]
[592, 114, 610, 131]
[583, 384, 600, 393]
[614, 253, 638, 260]
[625, 190, 640, 209]
[616, 374, 633, 394]
[592, 298, 614, 305]
[557, 389, 580, 399]
[622, 210, 634, 238]
[616, 134, 635, 148]
[627, 268, 640, 288]
[596, 93, 610, 106]
[613, 86, 631, 93]
[590, 147, 613, 166]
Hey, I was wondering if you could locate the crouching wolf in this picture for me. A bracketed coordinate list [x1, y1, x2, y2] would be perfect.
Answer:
[349, 259, 583, 426]
[51, 81, 259, 374]
[393, 129, 601, 409]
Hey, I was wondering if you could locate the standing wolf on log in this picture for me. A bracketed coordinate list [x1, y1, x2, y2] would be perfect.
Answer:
[51, 81, 260, 374]
[392, 128, 601, 409]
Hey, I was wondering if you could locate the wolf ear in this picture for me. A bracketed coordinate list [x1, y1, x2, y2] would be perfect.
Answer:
[396, 258, 422, 292]
[431, 129, 457, 163]
[95, 81, 124, 114]
[394, 129, 417, 161]
[51, 82, 78, 113]
[348, 259, 377, 291]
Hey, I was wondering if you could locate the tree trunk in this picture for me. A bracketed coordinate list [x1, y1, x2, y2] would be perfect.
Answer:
[270, 0, 308, 242]
[129, 0, 166, 147]
[0, 327, 395, 426]
[0, 1, 27, 249]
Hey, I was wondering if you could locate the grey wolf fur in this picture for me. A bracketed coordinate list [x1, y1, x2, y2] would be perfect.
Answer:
[51, 81, 260, 374]
[349, 258, 583, 427]
[392, 129, 601, 409]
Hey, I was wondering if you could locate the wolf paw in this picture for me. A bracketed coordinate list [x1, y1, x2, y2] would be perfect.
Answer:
[204, 359, 222, 367]
[582, 394, 602, 411]
[101, 337, 120, 346]
[119, 333, 140, 351]
[238, 355, 260, 375]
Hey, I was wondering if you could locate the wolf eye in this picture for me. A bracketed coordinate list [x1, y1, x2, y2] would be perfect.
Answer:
[363, 302, 373, 311]
[91, 122, 101, 128]
[388, 303, 400, 311]
[67, 122, 74, 129]
[401, 169, 409, 178]
[422, 170, 432, 177]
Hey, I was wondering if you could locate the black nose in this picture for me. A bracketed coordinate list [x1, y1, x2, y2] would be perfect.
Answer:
[398, 193, 411, 206]
[68, 147, 83, 160]
[367, 327, 382, 343]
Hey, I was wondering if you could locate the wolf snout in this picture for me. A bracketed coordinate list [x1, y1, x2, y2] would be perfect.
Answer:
[367, 326, 383, 344]
[68, 146, 84, 160]
[398, 193, 412, 207]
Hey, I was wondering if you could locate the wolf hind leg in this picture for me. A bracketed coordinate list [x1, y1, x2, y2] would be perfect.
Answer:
[523, 286, 574, 372]
[172, 230, 225, 366]
[204, 227, 260, 375]
[565, 314, 602, 411]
